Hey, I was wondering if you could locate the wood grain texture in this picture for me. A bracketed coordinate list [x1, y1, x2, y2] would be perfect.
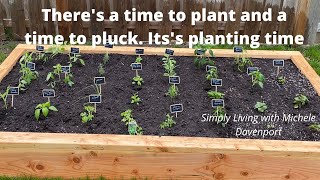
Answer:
[0, 47, 25, 82]
[0, 132, 320, 179]
[10, 0, 26, 40]
[0, 0, 5, 40]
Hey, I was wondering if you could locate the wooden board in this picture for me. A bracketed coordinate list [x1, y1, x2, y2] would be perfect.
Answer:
[10, 0, 26, 40]
[0, 132, 320, 179]
[0, 0, 5, 40]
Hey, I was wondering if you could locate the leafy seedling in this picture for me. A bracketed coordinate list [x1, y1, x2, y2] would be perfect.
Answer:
[166, 85, 179, 99]
[277, 76, 286, 85]
[132, 76, 144, 86]
[121, 109, 135, 125]
[0, 86, 10, 109]
[249, 70, 265, 88]
[207, 91, 224, 99]
[103, 53, 109, 65]
[309, 124, 320, 132]
[206, 67, 218, 81]
[19, 53, 39, 90]
[63, 73, 75, 87]
[46, 64, 74, 88]
[193, 43, 215, 69]
[69, 53, 85, 66]
[131, 93, 141, 105]
[98, 63, 105, 76]
[46, 42, 67, 59]
[135, 56, 143, 63]
[162, 56, 177, 77]
[160, 114, 176, 129]
[234, 52, 253, 72]
[255, 102, 268, 113]
[120, 109, 143, 135]
[213, 107, 227, 127]
[294, 94, 309, 109]
[34, 101, 58, 121]
[80, 105, 95, 123]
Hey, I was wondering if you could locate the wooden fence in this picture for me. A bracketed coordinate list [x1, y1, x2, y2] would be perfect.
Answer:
[0, 0, 314, 42]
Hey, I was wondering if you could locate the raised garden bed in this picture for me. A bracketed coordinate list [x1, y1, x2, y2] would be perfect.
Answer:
[0, 44, 320, 179]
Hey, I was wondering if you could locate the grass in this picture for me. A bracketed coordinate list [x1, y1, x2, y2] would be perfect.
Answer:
[0, 41, 18, 64]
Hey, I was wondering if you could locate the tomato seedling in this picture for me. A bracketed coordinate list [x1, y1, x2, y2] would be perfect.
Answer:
[0, 86, 10, 109]
[34, 101, 58, 121]
[234, 52, 253, 72]
[207, 91, 224, 99]
[69, 53, 85, 66]
[160, 114, 176, 129]
[46, 64, 74, 88]
[80, 105, 95, 123]
[206, 67, 218, 81]
[193, 44, 215, 69]
[19, 53, 39, 90]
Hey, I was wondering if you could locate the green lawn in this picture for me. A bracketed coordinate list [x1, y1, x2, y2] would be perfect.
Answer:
[0, 41, 18, 64]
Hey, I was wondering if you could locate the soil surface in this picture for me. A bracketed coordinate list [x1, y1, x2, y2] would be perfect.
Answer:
[0, 53, 320, 141]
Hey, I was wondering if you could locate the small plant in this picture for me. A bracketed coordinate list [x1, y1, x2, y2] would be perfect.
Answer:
[19, 53, 39, 90]
[193, 44, 215, 69]
[132, 76, 144, 86]
[98, 63, 105, 76]
[69, 53, 85, 66]
[249, 70, 265, 88]
[213, 107, 227, 127]
[131, 93, 141, 105]
[46, 64, 74, 88]
[103, 53, 109, 65]
[162, 56, 177, 77]
[294, 94, 309, 109]
[34, 102, 58, 121]
[277, 76, 286, 85]
[0, 86, 10, 109]
[80, 105, 95, 123]
[46, 43, 66, 59]
[234, 53, 253, 72]
[121, 109, 143, 135]
[255, 102, 268, 113]
[166, 85, 179, 99]
[160, 114, 176, 129]
[207, 91, 224, 99]
[135, 56, 143, 63]
[309, 123, 320, 132]
[206, 67, 218, 80]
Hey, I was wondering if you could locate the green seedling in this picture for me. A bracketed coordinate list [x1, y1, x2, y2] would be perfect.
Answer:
[19, 53, 39, 90]
[166, 85, 179, 99]
[135, 56, 143, 63]
[255, 102, 268, 113]
[160, 114, 176, 129]
[46, 42, 66, 59]
[213, 107, 227, 127]
[193, 44, 215, 69]
[69, 53, 85, 66]
[132, 76, 144, 86]
[121, 109, 143, 135]
[80, 105, 95, 123]
[98, 63, 105, 76]
[309, 123, 320, 132]
[206, 67, 218, 81]
[234, 52, 253, 72]
[277, 76, 286, 85]
[131, 93, 141, 105]
[294, 94, 309, 109]
[207, 91, 224, 99]
[162, 56, 177, 77]
[34, 101, 58, 121]
[249, 70, 265, 88]
[103, 53, 109, 65]
[0, 86, 10, 109]
[46, 64, 74, 88]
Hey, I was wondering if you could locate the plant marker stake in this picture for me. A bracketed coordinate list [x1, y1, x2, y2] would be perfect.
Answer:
[9, 87, 19, 108]
[11, 95, 14, 107]
[136, 69, 139, 77]
[170, 104, 183, 118]
[89, 95, 102, 113]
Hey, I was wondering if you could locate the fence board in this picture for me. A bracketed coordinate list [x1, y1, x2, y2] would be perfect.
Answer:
[90, 0, 104, 36]
[0, 1, 5, 40]
[260, 0, 282, 38]
[10, 0, 26, 40]
[243, 0, 265, 36]
[293, 0, 310, 37]
[69, 0, 87, 37]
[224, 0, 243, 35]
[112, 0, 131, 36]
[182, 0, 203, 40]
[28, 0, 44, 35]
[204, 0, 221, 36]
[43, 0, 56, 36]
[278, 0, 296, 35]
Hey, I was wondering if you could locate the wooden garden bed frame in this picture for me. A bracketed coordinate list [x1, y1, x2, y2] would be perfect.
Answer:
[0, 44, 320, 179]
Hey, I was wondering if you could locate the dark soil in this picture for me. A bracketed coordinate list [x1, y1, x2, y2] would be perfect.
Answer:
[0, 53, 320, 141]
